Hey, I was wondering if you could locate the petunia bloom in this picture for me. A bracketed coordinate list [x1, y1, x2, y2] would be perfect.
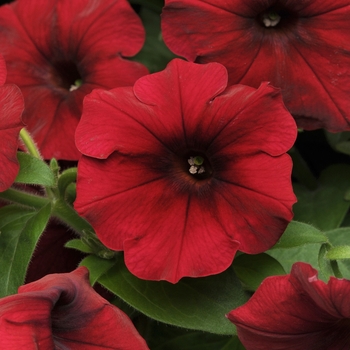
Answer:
[0, 55, 24, 192]
[0, 267, 149, 349]
[74, 58, 297, 283]
[227, 262, 350, 349]
[162, 0, 350, 132]
[0, 0, 148, 160]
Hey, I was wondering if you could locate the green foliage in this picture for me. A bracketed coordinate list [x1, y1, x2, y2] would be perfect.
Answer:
[0, 204, 51, 297]
[232, 253, 285, 291]
[15, 152, 55, 186]
[88, 254, 249, 335]
[132, 6, 177, 72]
[271, 221, 328, 249]
[293, 164, 350, 231]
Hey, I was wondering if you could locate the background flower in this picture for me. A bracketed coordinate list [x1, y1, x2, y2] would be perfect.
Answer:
[0, 267, 149, 349]
[0, 55, 24, 192]
[162, 0, 350, 132]
[0, 0, 148, 160]
[228, 262, 350, 349]
[74, 59, 296, 283]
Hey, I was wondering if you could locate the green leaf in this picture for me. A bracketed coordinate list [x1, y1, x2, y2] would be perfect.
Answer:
[65, 239, 94, 254]
[326, 246, 350, 260]
[79, 255, 116, 285]
[232, 253, 285, 291]
[132, 7, 177, 72]
[15, 152, 55, 186]
[267, 244, 320, 275]
[97, 255, 249, 335]
[0, 203, 51, 297]
[293, 164, 350, 231]
[271, 221, 328, 249]
[57, 167, 77, 198]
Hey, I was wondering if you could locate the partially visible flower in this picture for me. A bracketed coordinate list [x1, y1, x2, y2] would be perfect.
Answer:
[0, 55, 24, 192]
[74, 59, 296, 283]
[228, 262, 350, 349]
[0, 0, 148, 160]
[162, 0, 350, 132]
[0, 267, 149, 349]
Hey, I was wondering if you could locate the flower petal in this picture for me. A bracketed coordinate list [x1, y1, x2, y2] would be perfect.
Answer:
[0, 0, 147, 159]
[76, 59, 227, 159]
[0, 84, 24, 192]
[75, 153, 240, 283]
[228, 262, 350, 349]
[0, 267, 149, 349]
[162, 0, 350, 131]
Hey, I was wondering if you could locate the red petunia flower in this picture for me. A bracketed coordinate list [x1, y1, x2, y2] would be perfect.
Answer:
[162, 0, 350, 132]
[74, 59, 297, 283]
[0, 55, 24, 192]
[228, 262, 350, 349]
[0, 0, 148, 160]
[0, 267, 149, 349]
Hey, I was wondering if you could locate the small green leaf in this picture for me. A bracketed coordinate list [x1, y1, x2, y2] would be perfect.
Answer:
[97, 255, 249, 335]
[232, 253, 285, 291]
[326, 246, 350, 260]
[79, 255, 116, 285]
[271, 221, 328, 249]
[15, 152, 55, 186]
[0, 203, 51, 297]
[57, 167, 77, 198]
[65, 239, 94, 254]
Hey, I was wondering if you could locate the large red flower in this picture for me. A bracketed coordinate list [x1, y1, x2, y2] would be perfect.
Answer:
[228, 262, 350, 349]
[0, 0, 148, 160]
[162, 0, 350, 132]
[0, 267, 149, 349]
[0, 55, 24, 192]
[74, 59, 297, 283]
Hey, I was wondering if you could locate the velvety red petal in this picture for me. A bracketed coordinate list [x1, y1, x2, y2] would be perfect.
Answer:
[18, 267, 149, 349]
[0, 293, 55, 349]
[0, 55, 6, 85]
[76, 59, 227, 159]
[75, 154, 240, 283]
[83, 56, 148, 88]
[162, 0, 350, 131]
[290, 263, 350, 319]
[195, 82, 297, 157]
[76, 87, 162, 158]
[228, 262, 350, 349]
[55, 0, 145, 58]
[0, 84, 24, 192]
[215, 153, 295, 254]
[0, 0, 147, 160]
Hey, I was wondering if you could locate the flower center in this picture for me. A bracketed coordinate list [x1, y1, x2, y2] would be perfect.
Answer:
[258, 6, 297, 29]
[185, 153, 212, 180]
[51, 61, 82, 91]
[262, 10, 281, 27]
